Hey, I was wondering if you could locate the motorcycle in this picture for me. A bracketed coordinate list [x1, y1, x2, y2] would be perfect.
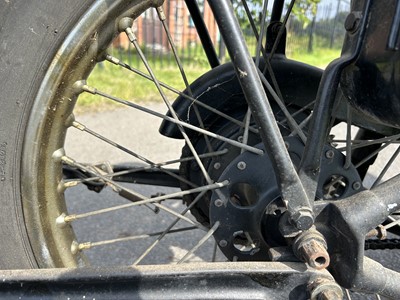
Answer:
[0, 0, 399, 298]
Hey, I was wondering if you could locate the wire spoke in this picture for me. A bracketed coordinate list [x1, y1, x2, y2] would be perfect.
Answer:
[177, 221, 220, 264]
[241, 107, 252, 154]
[354, 143, 391, 169]
[278, 101, 316, 125]
[78, 226, 198, 251]
[335, 133, 400, 151]
[72, 120, 196, 188]
[156, 6, 213, 153]
[124, 26, 218, 192]
[241, 0, 286, 108]
[81, 84, 263, 155]
[384, 216, 400, 230]
[255, 0, 269, 67]
[60, 155, 226, 229]
[59, 159, 229, 222]
[257, 69, 307, 143]
[211, 240, 218, 262]
[63, 148, 229, 186]
[153, 202, 206, 229]
[105, 55, 258, 134]
[133, 191, 207, 265]
[371, 146, 400, 188]
[289, 113, 312, 137]
[345, 289, 352, 300]
[237, 0, 302, 144]
[225, 0, 299, 143]
[344, 104, 353, 169]
[61, 155, 156, 210]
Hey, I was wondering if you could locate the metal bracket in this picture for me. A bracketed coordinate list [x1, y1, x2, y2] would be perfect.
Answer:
[0, 262, 339, 299]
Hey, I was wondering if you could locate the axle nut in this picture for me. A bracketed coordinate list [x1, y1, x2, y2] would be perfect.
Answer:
[308, 277, 343, 300]
[291, 210, 314, 231]
[298, 239, 330, 270]
[294, 229, 330, 270]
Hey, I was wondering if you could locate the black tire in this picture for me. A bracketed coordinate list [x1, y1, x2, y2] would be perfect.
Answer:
[0, 0, 163, 269]
[0, 0, 96, 269]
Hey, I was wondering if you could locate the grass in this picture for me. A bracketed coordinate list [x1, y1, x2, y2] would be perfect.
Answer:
[77, 55, 209, 112]
[76, 43, 341, 112]
[288, 47, 341, 69]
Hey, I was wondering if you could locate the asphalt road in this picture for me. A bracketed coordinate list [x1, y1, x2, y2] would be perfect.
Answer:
[64, 105, 400, 299]
[65, 104, 224, 266]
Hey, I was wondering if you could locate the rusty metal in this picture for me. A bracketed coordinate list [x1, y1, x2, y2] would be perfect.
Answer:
[366, 225, 387, 240]
[293, 229, 330, 270]
[308, 277, 344, 300]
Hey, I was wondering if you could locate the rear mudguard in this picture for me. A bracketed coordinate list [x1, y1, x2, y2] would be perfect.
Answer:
[159, 56, 322, 139]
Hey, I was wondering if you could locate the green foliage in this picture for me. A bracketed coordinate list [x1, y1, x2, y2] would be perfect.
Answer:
[232, 0, 264, 30]
[232, 0, 321, 30]
[291, 0, 321, 26]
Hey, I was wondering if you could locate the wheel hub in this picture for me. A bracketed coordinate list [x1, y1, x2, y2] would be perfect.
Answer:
[209, 137, 363, 261]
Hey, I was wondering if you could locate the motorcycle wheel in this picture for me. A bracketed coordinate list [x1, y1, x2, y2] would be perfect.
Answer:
[0, 4, 399, 300]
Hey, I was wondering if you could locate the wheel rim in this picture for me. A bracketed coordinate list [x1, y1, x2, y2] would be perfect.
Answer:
[21, 0, 164, 268]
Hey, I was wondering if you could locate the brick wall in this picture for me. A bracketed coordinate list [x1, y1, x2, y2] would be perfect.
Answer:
[112, 1, 218, 51]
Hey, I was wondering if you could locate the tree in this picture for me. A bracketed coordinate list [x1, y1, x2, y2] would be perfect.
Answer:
[292, 0, 321, 27]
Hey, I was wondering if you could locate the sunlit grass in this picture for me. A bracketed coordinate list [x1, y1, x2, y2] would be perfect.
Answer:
[288, 47, 341, 69]
[76, 43, 341, 112]
[77, 57, 209, 112]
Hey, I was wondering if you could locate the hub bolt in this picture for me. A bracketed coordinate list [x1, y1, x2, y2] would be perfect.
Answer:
[219, 240, 228, 247]
[214, 199, 224, 207]
[352, 181, 362, 190]
[237, 161, 246, 170]
[325, 150, 335, 159]
[213, 162, 221, 170]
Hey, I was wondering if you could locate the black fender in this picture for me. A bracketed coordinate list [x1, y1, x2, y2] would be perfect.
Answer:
[159, 55, 323, 139]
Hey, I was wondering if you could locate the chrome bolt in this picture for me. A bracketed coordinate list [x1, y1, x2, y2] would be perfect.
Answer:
[237, 161, 246, 170]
